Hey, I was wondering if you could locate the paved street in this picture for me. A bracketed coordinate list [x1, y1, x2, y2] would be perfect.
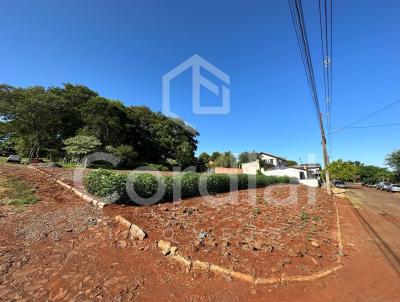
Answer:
[346, 185, 400, 276]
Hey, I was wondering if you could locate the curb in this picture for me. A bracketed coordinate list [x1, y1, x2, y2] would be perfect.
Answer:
[29, 166, 106, 209]
[156, 239, 343, 284]
[115, 215, 147, 240]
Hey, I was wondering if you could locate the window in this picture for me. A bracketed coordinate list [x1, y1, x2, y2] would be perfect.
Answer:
[300, 172, 306, 179]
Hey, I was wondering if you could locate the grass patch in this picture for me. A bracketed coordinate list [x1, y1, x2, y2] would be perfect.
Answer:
[0, 175, 38, 206]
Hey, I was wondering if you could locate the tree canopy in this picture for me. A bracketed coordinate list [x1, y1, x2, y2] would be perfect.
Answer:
[0, 83, 198, 168]
[386, 149, 400, 177]
[326, 159, 396, 183]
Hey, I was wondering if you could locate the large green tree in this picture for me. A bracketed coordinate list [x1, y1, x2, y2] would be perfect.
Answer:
[327, 160, 360, 181]
[0, 85, 70, 158]
[0, 84, 199, 167]
[386, 150, 400, 177]
[63, 135, 101, 161]
[238, 151, 258, 164]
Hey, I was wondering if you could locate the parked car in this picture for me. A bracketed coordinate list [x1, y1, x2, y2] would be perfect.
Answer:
[389, 184, 400, 193]
[333, 180, 346, 188]
[376, 182, 391, 191]
[6, 155, 21, 164]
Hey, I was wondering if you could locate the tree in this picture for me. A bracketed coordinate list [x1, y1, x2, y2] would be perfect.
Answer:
[386, 150, 400, 177]
[105, 144, 138, 168]
[175, 141, 195, 167]
[210, 152, 221, 162]
[358, 165, 394, 183]
[214, 151, 237, 168]
[238, 151, 258, 164]
[286, 160, 298, 167]
[80, 97, 128, 147]
[63, 135, 101, 161]
[0, 85, 71, 159]
[197, 152, 210, 172]
[327, 160, 360, 182]
[0, 135, 15, 155]
[0, 84, 200, 166]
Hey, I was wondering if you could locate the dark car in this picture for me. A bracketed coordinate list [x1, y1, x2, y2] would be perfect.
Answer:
[6, 155, 21, 164]
[333, 180, 346, 188]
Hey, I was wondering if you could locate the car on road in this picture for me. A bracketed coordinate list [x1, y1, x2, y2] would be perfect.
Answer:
[389, 184, 400, 193]
[376, 182, 391, 191]
[6, 155, 21, 164]
[333, 180, 347, 188]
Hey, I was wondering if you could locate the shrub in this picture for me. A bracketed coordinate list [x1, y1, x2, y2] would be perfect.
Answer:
[237, 174, 250, 190]
[163, 175, 175, 201]
[180, 172, 201, 198]
[127, 173, 163, 201]
[277, 176, 290, 183]
[84, 169, 291, 205]
[84, 169, 127, 200]
[203, 174, 231, 194]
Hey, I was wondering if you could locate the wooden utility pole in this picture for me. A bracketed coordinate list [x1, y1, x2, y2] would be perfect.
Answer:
[319, 113, 331, 194]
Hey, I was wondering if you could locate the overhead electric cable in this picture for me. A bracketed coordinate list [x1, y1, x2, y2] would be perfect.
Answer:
[333, 98, 400, 133]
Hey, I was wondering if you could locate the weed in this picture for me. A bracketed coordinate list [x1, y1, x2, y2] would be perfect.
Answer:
[252, 207, 261, 216]
[312, 215, 321, 222]
[300, 211, 310, 222]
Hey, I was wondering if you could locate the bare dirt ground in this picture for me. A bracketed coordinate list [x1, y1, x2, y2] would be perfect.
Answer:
[0, 165, 399, 301]
[105, 186, 340, 278]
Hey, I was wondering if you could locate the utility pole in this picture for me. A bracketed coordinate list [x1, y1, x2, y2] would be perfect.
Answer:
[319, 112, 331, 194]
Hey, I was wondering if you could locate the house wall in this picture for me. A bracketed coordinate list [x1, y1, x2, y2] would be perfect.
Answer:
[263, 168, 304, 180]
[263, 168, 320, 188]
[259, 154, 277, 166]
[259, 154, 285, 167]
[299, 179, 320, 187]
[214, 167, 243, 174]
[241, 161, 260, 175]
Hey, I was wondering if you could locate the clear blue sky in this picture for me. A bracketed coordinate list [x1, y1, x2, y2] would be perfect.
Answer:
[1, 0, 399, 167]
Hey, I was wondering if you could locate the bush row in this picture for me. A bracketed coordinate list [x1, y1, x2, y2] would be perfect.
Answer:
[84, 169, 290, 205]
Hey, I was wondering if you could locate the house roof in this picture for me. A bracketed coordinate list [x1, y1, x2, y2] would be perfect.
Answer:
[258, 152, 286, 161]
[293, 163, 321, 170]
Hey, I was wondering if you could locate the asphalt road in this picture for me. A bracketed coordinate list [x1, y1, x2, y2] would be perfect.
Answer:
[345, 185, 400, 277]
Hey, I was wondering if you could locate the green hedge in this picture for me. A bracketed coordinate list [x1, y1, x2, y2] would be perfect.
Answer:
[84, 170, 290, 204]
[84, 169, 127, 199]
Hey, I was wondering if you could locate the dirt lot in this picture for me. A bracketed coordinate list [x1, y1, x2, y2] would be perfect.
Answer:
[0, 164, 399, 301]
[105, 186, 340, 278]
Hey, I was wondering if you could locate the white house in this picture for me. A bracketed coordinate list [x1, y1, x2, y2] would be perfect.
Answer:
[258, 152, 287, 167]
[242, 152, 286, 174]
[264, 167, 320, 187]
[241, 152, 321, 187]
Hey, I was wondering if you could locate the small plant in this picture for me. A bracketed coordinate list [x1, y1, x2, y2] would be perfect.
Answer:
[300, 211, 310, 222]
[252, 207, 261, 216]
[312, 215, 321, 222]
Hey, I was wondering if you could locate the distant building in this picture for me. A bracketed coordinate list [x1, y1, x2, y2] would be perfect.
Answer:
[241, 152, 321, 187]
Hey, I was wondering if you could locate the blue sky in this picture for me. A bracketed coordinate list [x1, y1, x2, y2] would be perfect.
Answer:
[1, 0, 399, 167]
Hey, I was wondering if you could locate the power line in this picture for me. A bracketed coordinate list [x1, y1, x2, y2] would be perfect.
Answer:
[333, 98, 400, 133]
[288, 0, 321, 122]
[333, 122, 400, 130]
[288, 0, 332, 194]
[318, 0, 333, 153]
